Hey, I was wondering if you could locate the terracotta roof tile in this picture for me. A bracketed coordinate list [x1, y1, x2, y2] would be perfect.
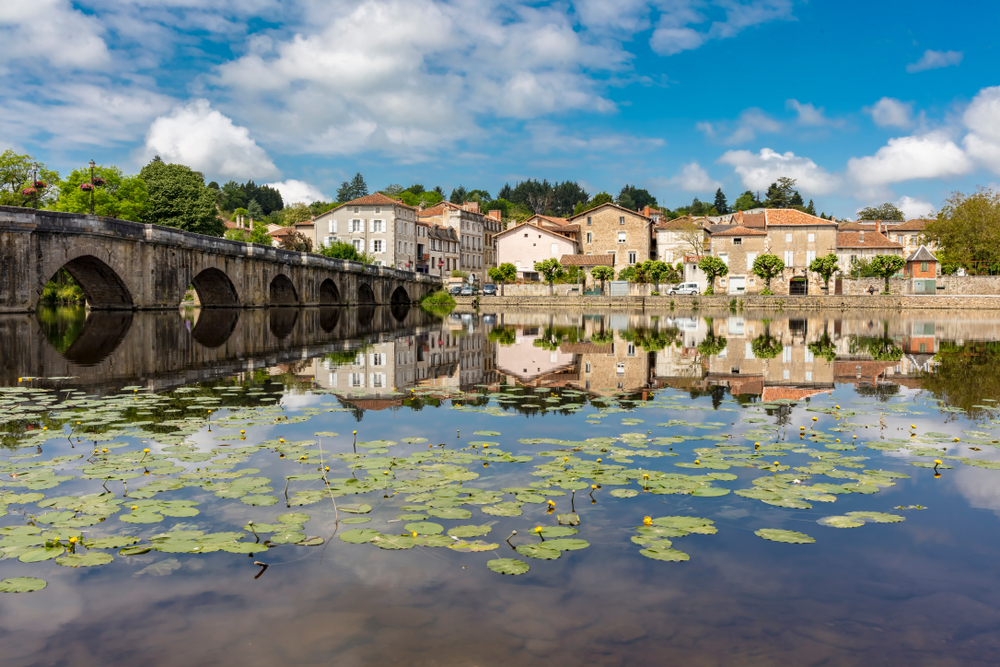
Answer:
[739, 212, 766, 228]
[761, 387, 832, 402]
[560, 342, 613, 354]
[560, 254, 615, 266]
[710, 225, 767, 237]
[344, 192, 411, 207]
[531, 214, 570, 226]
[892, 218, 931, 231]
[836, 231, 903, 249]
[765, 209, 838, 226]
[567, 202, 651, 222]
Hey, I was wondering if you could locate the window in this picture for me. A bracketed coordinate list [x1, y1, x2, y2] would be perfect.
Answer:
[619, 216, 625, 225]
[783, 369, 790, 380]
[551, 243, 559, 256]
[371, 353, 385, 366]
[665, 251, 673, 262]
[783, 347, 792, 363]
[371, 373, 385, 388]
[324, 236, 337, 246]
[806, 250, 816, 265]
[618, 232, 626, 243]
[807, 233, 815, 243]
[616, 362, 625, 374]
[746, 252, 757, 268]
[805, 371, 812, 382]
[353, 207, 359, 214]
[719, 253, 728, 266]
[921, 261, 929, 272]
[733, 238, 742, 245]
[352, 239, 364, 252]
[586, 232, 592, 244]
[350, 373, 364, 387]
[375, 207, 381, 214]
[628, 251, 637, 264]
[585, 362, 591, 373]
[372, 219, 384, 233]
[351, 219, 363, 233]
[328, 220, 337, 233]
[587, 217, 592, 226]
[785, 233, 792, 243]
[784, 250, 793, 266]
[627, 343, 635, 357]
[524, 233, 528, 238]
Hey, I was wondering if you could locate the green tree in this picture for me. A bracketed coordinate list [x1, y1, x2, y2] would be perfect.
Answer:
[488, 263, 517, 296]
[591, 265, 614, 294]
[534, 258, 565, 295]
[139, 157, 223, 236]
[751, 253, 785, 295]
[925, 187, 1000, 274]
[751, 332, 783, 359]
[0, 149, 60, 208]
[317, 240, 374, 264]
[449, 185, 468, 204]
[857, 202, 905, 221]
[805, 199, 817, 216]
[488, 327, 517, 346]
[279, 231, 313, 252]
[381, 184, 404, 197]
[246, 199, 264, 221]
[807, 332, 838, 362]
[697, 256, 729, 295]
[869, 254, 906, 293]
[808, 253, 840, 292]
[282, 202, 312, 224]
[51, 165, 150, 222]
[764, 177, 800, 209]
[696, 319, 727, 357]
[733, 190, 759, 211]
[574, 191, 614, 215]
[224, 222, 272, 245]
[643, 260, 670, 291]
[618, 184, 657, 211]
[336, 173, 368, 202]
[713, 188, 729, 215]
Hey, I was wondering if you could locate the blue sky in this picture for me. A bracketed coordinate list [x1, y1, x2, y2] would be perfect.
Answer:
[2, 0, 999, 218]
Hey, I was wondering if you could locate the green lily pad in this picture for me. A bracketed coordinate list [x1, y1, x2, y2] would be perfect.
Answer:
[486, 558, 529, 575]
[538, 526, 578, 537]
[755, 529, 815, 544]
[87, 536, 140, 549]
[19, 546, 65, 562]
[427, 507, 472, 520]
[691, 487, 730, 497]
[817, 515, 865, 528]
[404, 522, 444, 535]
[447, 524, 492, 538]
[339, 529, 380, 544]
[639, 545, 690, 561]
[56, 552, 114, 567]
[296, 536, 325, 546]
[339, 504, 372, 514]
[277, 512, 310, 524]
[0, 577, 47, 593]
[240, 495, 278, 506]
[515, 543, 561, 560]
[341, 517, 370, 524]
[610, 489, 639, 498]
[543, 538, 590, 551]
[449, 540, 499, 552]
[845, 511, 906, 523]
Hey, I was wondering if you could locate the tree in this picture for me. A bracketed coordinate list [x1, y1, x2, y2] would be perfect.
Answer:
[246, 199, 264, 221]
[869, 254, 906, 293]
[574, 192, 613, 215]
[552, 181, 588, 216]
[808, 253, 840, 292]
[449, 185, 468, 204]
[697, 256, 728, 294]
[279, 231, 313, 252]
[696, 319, 727, 357]
[488, 263, 517, 296]
[677, 220, 707, 257]
[534, 258, 564, 295]
[808, 332, 838, 363]
[764, 177, 800, 209]
[713, 188, 729, 215]
[805, 199, 817, 216]
[751, 332, 783, 359]
[751, 254, 785, 295]
[733, 190, 759, 211]
[317, 240, 374, 264]
[643, 260, 670, 291]
[51, 165, 150, 222]
[618, 184, 657, 211]
[224, 222, 272, 245]
[282, 202, 312, 224]
[591, 265, 614, 295]
[857, 202, 905, 221]
[139, 157, 223, 236]
[924, 187, 1000, 274]
[381, 184, 404, 197]
[336, 173, 368, 203]
[0, 149, 60, 208]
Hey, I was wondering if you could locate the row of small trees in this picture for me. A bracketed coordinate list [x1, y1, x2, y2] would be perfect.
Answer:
[696, 253, 906, 295]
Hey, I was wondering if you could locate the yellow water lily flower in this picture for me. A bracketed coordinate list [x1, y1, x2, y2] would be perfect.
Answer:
[643, 516, 652, 526]
[534, 526, 543, 533]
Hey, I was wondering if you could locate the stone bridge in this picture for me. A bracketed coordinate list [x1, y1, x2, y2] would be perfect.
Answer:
[0, 206, 444, 313]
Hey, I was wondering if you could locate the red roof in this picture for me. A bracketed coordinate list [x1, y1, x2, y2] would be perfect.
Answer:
[567, 202, 651, 222]
[764, 209, 838, 226]
[344, 192, 413, 208]
[892, 218, 931, 231]
[711, 225, 766, 237]
[836, 231, 903, 249]
[761, 387, 832, 402]
[560, 254, 614, 266]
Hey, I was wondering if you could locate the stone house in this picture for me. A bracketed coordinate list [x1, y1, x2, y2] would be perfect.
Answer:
[835, 230, 904, 273]
[496, 222, 578, 280]
[763, 209, 838, 295]
[418, 201, 501, 285]
[309, 193, 417, 268]
[904, 246, 938, 278]
[707, 225, 768, 295]
[886, 219, 933, 257]
[415, 221, 460, 277]
[568, 203, 653, 274]
[656, 216, 708, 264]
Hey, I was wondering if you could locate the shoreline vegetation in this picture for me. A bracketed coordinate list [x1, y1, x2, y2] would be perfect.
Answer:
[452, 294, 1000, 310]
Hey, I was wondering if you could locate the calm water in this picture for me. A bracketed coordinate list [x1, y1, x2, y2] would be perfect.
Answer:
[2, 305, 1000, 666]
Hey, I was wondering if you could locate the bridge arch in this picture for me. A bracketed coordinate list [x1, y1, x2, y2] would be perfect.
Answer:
[390, 285, 410, 305]
[269, 308, 299, 338]
[191, 309, 240, 348]
[357, 283, 376, 304]
[191, 268, 239, 307]
[269, 274, 298, 305]
[46, 255, 133, 310]
[319, 279, 341, 305]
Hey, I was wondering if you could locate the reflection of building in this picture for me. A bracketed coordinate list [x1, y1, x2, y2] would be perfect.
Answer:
[495, 328, 576, 384]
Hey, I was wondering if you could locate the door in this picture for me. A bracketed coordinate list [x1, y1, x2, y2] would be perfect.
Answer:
[789, 277, 808, 295]
[728, 276, 745, 295]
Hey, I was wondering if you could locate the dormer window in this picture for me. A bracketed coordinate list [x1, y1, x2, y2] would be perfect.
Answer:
[733, 238, 742, 245]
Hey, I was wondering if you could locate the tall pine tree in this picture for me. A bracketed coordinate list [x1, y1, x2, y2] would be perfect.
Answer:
[713, 188, 729, 214]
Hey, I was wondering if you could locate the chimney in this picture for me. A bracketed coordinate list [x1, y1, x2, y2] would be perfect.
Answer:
[488, 209, 501, 221]
[463, 201, 480, 214]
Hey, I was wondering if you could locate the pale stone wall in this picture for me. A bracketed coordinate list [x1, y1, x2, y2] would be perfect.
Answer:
[575, 205, 651, 273]
[496, 225, 578, 279]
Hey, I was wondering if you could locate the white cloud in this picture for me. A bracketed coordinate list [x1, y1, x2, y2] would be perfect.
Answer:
[267, 179, 328, 205]
[865, 97, 914, 129]
[906, 49, 963, 73]
[846, 131, 972, 186]
[698, 108, 782, 144]
[649, 0, 793, 56]
[142, 99, 280, 180]
[667, 162, 722, 192]
[717, 147, 839, 194]
[895, 195, 935, 219]
[786, 99, 842, 127]
[962, 85, 1000, 175]
[0, 0, 110, 71]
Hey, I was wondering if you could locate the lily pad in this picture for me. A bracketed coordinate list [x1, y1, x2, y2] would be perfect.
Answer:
[339, 529, 380, 544]
[486, 558, 529, 575]
[447, 524, 492, 538]
[0, 577, 47, 593]
[515, 543, 561, 560]
[817, 515, 865, 528]
[56, 552, 114, 567]
[639, 545, 690, 561]
[405, 522, 444, 535]
[427, 507, 472, 520]
[755, 529, 815, 544]
[610, 489, 639, 498]
[845, 511, 905, 523]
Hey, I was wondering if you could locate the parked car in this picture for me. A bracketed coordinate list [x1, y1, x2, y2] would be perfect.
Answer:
[482, 284, 497, 296]
[460, 286, 474, 296]
[668, 282, 700, 295]
[448, 284, 463, 295]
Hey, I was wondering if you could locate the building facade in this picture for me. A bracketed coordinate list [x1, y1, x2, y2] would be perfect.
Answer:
[496, 222, 579, 280]
[415, 221, 460, 277]
[568, 203, 653, 274]
[707, 226, 768, 295]
[835, 230, 904, 273]
[309, 193, 418, 269]
[418, 202, 500, 285]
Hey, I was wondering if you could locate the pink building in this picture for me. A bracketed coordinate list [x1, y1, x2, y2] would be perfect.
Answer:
[496, 222, 579, 280]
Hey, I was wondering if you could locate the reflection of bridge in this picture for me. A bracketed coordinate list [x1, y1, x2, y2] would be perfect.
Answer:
[0, 207, 442, 313]
[0, 306, 443, 391]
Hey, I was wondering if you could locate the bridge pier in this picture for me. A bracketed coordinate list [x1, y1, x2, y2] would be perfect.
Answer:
[0, 207, 443, 313]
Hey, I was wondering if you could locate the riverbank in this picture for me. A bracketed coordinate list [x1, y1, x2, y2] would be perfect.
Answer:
[456, 294, 1000, 310]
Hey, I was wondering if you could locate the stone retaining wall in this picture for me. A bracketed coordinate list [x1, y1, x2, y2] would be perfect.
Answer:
[458, 294, 1000, 310]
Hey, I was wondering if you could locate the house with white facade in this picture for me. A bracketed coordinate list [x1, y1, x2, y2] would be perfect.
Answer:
[308, 193, 418, 268]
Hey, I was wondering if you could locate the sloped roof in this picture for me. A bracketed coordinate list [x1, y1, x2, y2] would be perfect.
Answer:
[567, 202, 651, 222]
[529, 214, 570, 226]
[837, 231, 903, 249]
[657, 216, 705, 230]
[710, 225, 767, 237]
[893, 218, 931, 231]
[344, 192, 412, 208]
[560, 254, 614, 266]
[560, 342, 613, 354]
[765, 209, 838, 226]
[497, 221, 575, 242]
[761, 387, 833, 402]
[740, 212, 766, 228]
[837, 222, 878, 231]
[906, 245, 937, 262]
[269, 226, 298, 237]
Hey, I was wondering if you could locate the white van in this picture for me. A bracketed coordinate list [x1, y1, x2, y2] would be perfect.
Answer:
[668, 282, 700, 295]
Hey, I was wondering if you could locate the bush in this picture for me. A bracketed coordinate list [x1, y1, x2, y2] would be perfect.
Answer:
[420, 290, 456, 306]
[650, 290, 660, 296]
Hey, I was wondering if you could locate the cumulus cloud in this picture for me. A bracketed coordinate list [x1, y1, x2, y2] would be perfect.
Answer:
[906, 49, 963, 73]
[267, 180, 328, 205]
[865, 97, 914, 129]
[667, 162, 722, 192]
[142, 99, 280, 179]
[698, 108, 782, 144]
[846, 131, 972, 186]
[649, 0, 793, 56]
[0, 0, 110, 71]
[962, 85, 1000, 175]
[895, 195, 935, 220]
[717, 147, 838, 194]
[786, 99, 843, 127]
